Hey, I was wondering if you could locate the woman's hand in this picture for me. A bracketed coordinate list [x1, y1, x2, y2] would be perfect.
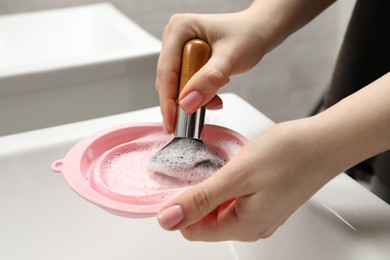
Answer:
[156, 10, 273, 133]
[157, 118, 340, 241]
[155, 0, 336, 133]
[156, 72, 390, 241]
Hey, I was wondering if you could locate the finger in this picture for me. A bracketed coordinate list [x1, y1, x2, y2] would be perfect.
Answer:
[180, 196, 275, 242]
[157, 153, 252, 230]
[157, 179, 233, 231]
[156, 54, 181, 133]
[155, 40, 181, 133]
[205, 95, 223, 110]
[180, 199, 244, 241]
[178, 47, 234, 114]
[156, 15, 199, 133]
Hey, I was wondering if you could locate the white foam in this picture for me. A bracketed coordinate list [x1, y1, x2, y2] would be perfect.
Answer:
[92, 132, 242, 199]
[149, 138, 225, 182]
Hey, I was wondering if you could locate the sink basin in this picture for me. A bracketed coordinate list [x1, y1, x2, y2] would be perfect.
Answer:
[1, 93, 389, 259]
[0, 3, 161, 135]
[232, 174, 390, 259]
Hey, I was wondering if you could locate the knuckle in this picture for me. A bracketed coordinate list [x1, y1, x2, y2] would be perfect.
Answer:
[191, 186, 212, 215]
[180, 228, 198, 241]
[242, 235, 260, 242]
[168, 13, 185, 25]
[155, 68, 178, 91]
[163, 14, 192, 37]
[156, 64, 166, 77]
[243, 228, 275, 242]
[201, 67, 227, 90]
[260, 230, 274, 239]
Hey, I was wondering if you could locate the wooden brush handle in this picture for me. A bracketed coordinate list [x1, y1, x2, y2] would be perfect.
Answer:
[179, 39, 211, 94]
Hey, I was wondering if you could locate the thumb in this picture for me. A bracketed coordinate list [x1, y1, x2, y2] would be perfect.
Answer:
[157, 170, 237, 230]
[178, 51, 232, 114]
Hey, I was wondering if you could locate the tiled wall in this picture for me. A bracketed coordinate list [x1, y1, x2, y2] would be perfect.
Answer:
[0, 0, 356, 122]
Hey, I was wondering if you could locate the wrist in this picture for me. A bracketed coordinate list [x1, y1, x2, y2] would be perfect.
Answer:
[279, 117, 349, 184]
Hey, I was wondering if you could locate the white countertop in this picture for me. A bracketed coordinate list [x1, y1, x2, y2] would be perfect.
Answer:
[1, 93, 389, 259]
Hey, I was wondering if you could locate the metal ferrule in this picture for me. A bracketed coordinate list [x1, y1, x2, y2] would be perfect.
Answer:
[175, 106, 205, 139]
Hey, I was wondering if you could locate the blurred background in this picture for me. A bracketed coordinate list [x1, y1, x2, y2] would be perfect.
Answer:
[0, 0, 356, 125]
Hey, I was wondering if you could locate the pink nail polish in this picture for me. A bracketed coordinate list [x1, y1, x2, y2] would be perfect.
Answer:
[157, 205, 184, 230]
[180, 91, 204, 113]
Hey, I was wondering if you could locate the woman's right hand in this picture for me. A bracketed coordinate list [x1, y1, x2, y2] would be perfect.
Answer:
[155, 0, 337, 133]
[156, 8, 276, 133]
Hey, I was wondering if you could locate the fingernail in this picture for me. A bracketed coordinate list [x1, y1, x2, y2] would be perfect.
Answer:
[180, 91, 204, 113]
[157, 205, 184, 230]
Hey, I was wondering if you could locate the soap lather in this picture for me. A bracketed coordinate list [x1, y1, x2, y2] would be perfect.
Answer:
[149, 39, 225, 183]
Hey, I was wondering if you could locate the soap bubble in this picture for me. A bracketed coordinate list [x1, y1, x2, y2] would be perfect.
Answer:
[92, 132, 242, 202]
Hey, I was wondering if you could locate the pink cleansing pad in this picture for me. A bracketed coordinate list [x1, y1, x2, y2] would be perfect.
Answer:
[51, 123, 247, 218]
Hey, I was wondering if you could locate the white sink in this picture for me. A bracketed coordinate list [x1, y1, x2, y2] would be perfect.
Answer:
[1, 93, 389, 259]
[0, 3, 161, 135]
